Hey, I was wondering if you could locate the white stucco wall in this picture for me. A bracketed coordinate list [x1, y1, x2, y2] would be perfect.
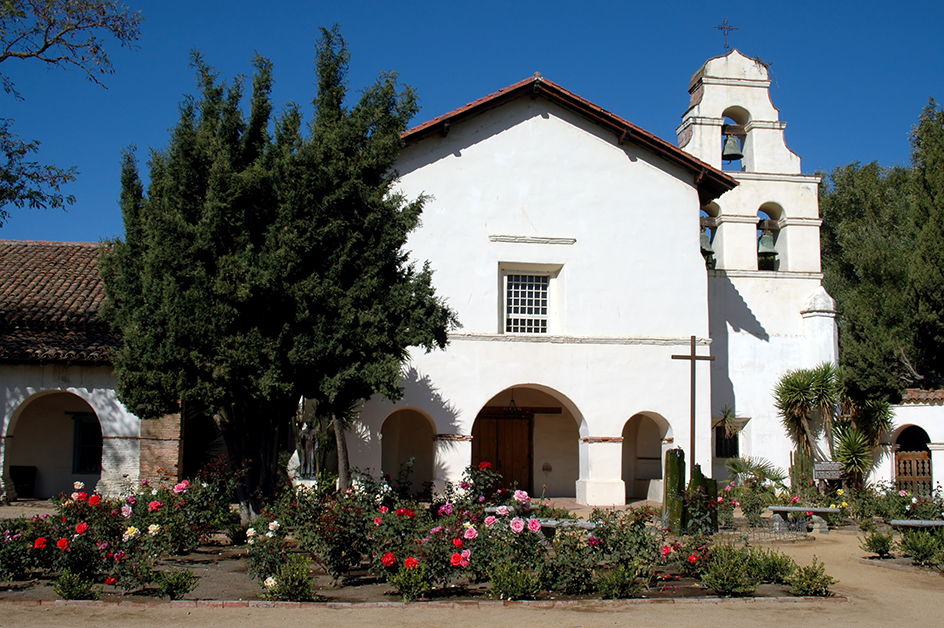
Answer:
[1, 364, 141, 498]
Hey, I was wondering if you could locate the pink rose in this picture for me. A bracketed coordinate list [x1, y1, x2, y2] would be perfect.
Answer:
[496, 505, 510, 516]
[527, 518, 541, 533]
[514, 490, 529, 504]
[510, 517, 525, 533]
[379, 506, 389, 514]
[374, 517, 382, 526]
[464, 526, 478, 540]
[121, 505, 132, 518]
[484, 515, 497, 527]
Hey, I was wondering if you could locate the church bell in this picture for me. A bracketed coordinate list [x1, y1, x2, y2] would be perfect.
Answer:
[722, 134, 744, 161]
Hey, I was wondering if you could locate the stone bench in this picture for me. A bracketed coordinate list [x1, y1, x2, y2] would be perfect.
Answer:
[889, 519, 944, 529]
[535, 518, 597, 537]
[767, 506, 841, 534]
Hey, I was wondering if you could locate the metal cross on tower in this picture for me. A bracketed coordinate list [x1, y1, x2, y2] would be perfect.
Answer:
[713, 19, 739, 53]
[672, 336, 715, 474]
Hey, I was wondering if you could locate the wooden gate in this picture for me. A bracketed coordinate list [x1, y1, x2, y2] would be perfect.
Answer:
[896, 451, 932, 496]
[472, 413, 533, 493]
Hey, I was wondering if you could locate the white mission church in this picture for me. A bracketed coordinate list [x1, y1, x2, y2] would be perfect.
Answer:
[1, 50, 941, 503]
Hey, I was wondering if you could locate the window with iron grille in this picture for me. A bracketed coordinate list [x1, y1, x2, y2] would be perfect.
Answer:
[505, 274, 549, 334]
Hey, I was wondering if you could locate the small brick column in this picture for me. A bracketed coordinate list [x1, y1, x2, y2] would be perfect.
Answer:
[139, 413, 183, 484]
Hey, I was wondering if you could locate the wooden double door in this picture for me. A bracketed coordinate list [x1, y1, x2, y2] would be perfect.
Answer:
[471, 412, 533, 493]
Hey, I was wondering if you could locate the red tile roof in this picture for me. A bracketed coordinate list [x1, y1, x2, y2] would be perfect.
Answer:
[901, 389, 944, 406]
[402, 75, 738, 206]
[0, 240, 118, 364]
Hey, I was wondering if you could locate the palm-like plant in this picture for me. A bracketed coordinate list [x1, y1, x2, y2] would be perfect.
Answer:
[774, 368, 829, 461]
[835, 427, 872, 488]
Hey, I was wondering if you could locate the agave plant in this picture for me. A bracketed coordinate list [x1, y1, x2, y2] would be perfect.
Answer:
[774, 368, 828, 461]
[835, 426, 872, 488]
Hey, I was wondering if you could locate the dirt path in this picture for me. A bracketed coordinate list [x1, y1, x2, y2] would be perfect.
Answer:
[1, 528, 941, 627]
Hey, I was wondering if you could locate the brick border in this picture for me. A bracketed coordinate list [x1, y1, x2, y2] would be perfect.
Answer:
[1, 595, 847, 609]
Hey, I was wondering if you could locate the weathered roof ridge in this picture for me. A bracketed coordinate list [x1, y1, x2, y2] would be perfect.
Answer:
[401, 75, 737, 205]
[901, 388, 944, 406]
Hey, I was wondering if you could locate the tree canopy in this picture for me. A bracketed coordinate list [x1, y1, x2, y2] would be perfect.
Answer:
[99, 27, 457, 508]
[819, 99, 944, 402]
[0, 0, 142, 224]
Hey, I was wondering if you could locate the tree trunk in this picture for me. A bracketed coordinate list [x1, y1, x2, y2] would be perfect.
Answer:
[800, 415, 829, 462]
[334, 412, 350, 490]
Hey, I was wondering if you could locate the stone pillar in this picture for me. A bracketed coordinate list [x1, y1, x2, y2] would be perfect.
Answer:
[139, 413, 183, 484]
[432, 433, 472, 496]
[575, 436, 625, 506]
[929, 443, 944, 490]
[801, 287, 839, 366]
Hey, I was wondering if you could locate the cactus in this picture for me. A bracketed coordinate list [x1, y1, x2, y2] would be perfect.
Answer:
[705, 476, 719, 530]
[663, 448, 686, 532]
[790, 448, 813, 492]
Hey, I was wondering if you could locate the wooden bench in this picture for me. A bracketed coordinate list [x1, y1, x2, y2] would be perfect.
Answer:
[767, 506, 841, 534]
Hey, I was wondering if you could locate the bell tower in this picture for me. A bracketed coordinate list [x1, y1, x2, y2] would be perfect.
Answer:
[677, 49, 820, 273]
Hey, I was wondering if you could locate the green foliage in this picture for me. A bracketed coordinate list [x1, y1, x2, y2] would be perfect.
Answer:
[54, 568, 100, 600]
[155, 568, 199, 600]
[245, 524, 288, 582]
[537, 527, 595, 595]
[898, 528, 944, 567]
[700, 544, 757, 596]
[746, 546, 797, 583]
[589, 508, 661, 568]
[387, 563, 430, 602]
[595, 563, 644, 599]
[835, 427, 872, 483]
[788, 556, 837, 597]
[488, 561, 540, 600]
[99, 26, 456, 510]
[261, 553, 314, 602]
[859, 531, 895, 558]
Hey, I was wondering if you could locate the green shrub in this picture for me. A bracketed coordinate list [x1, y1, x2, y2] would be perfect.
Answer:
[859, 531, 895, 558]
[787, 556, 836, 596]
[54, 568, 101, 600]
[488, 561, 540, 600]
[898, 529, 944, 567]
[155, 567, 199, 600]
[261, 553, 314, 602]
[700, 544, 756, 596]
[388, 562, 430, 602]
[245, 526, 288, 581]
[595, 562, 644, 599]
[746, 546, 797, 583]
[537, 528, 595, 594]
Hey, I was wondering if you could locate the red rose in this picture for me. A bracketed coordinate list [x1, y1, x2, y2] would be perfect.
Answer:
[688, 554, 698, 564]
[478, 461, 492, 470]
[105, 577, 117, 586]
[75, 522, 88, 534]
[148, 501, 163, 512]
[33, 537, 46, 549]
[453, 538, 463, 548]
[89, 495, 102, 506]
[57, 538, 70, 550]
[76, 492, 88, 502]
[404, 556, 419, 570]
[450, 552, 463, 567]
[381, 552, 396, 568]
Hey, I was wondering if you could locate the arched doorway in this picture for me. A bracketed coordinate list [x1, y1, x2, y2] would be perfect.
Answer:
[381, 409, 435, 497]
[895, 425, 932, 495]
[6, 392, 102, 499]
[471, 387, 579, 497]
[621, 413, 669, 502]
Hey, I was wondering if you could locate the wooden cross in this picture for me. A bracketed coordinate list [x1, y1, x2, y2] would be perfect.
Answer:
[713, 19, 739, 53]
[672, 336, 715, 474]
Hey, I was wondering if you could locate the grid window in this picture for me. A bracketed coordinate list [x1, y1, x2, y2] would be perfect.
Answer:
[505, 274, 549, 334]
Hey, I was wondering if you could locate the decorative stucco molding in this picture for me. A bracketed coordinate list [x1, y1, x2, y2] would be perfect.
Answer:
[580, 436, 623, 444]
[434, 434, 473, 442]
[450, 333, 710, 347]
[489, 235, 577, 246]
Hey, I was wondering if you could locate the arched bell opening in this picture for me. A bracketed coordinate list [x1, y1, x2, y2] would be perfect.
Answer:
[894, 425, 932, 496]
[471, 386, 580, 498]
[721, 106, 750, 172]
[6, 391, 102, 499]
[621, 413, 670, 502]
[757, 203, 783, 271]
[381, 408, 435, 498]
[700, 202, 720, 270]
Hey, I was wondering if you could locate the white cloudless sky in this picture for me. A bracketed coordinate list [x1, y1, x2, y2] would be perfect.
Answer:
[2, 0, 942, 242]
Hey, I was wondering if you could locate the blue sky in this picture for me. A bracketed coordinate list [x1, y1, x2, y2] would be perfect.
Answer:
[2, 0, 942, 242]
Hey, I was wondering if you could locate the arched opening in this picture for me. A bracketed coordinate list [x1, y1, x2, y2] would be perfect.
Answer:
[471, 387, 579, 497]
[895, 425, 932, 495]
[621, 413, 669, 502]
[757, 203, 782, 271]
[721, 106, 750, 172]
[6, 392, 102, 499]
[381, 409, 435, 497]
[700, 203, 720, 270]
